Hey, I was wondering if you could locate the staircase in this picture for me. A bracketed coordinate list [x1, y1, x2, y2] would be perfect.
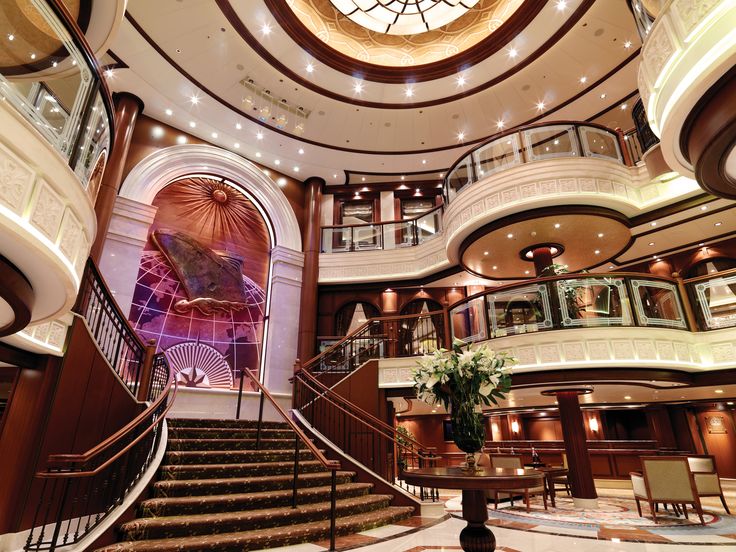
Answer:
[96, 418, 413, 551]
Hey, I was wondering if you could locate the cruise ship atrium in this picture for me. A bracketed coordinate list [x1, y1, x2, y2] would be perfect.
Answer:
[1, 1, 736, 551]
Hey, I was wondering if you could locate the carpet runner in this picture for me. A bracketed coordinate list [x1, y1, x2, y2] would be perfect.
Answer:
[96, 417, 413, 551]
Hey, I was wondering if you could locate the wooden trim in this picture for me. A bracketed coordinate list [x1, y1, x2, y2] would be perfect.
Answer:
[0, 256, 34, 337]
[0, 342, 43, 370]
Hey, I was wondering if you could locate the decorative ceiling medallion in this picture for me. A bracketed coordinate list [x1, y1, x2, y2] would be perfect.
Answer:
[329, 0, 481, 36]
[284, 0, 523, 68]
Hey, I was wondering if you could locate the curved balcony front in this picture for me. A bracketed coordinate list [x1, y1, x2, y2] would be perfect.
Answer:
[0, 0, 113, 351]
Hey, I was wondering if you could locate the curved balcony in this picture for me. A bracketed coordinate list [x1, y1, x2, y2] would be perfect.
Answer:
[444, 122, 630, 201]
[0, 0, 113, 349]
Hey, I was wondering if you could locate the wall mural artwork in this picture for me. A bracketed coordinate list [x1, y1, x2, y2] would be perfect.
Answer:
[129, 176, 271, 390]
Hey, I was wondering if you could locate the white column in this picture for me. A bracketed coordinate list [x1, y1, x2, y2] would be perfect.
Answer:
[98, 197, 157, 317]
[263, 245, 305, 394]
[380, 190, 396, 249]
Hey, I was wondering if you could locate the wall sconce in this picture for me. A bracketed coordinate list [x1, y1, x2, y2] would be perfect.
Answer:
[511, 420, 520, 433]
[589, 417, 599, 433]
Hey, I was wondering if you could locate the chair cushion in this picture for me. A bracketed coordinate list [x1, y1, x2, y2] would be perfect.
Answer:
[688, 457, 715, 473]
[694, 472, 722, 494]
[631, 473, 647, 498]
[642, 459, 695, 502]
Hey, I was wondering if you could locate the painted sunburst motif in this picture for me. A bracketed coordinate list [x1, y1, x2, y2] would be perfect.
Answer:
[329, 0, 481, 35]
[166, 341, 234, 389]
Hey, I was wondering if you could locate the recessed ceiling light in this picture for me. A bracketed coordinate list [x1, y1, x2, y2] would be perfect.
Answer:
[256, 132, 264, 140]
[30, 53, 36, 60]
[715, 389, 724, 394]
[701, 205, 708, 211]
[211, 132, 218, 138]
[484, 251, 489, 255]
[507, 233, 514, 239]
[624, 395, 632, 400]
[715, 221, 722, 226]
[353, 81, 363, 93]
[235, 123, 242, 130]
[492, 265, 498, 270]
[524, 270, 530, 275]
[650, 221, 657, 227]
[456, 75, 466, 86]
[598, 233, 604, 238]
[189, 121, 196, 128]
[261, 23, 272, 35]
[233, 142, 240, 148]
[624, 40, 632, 49]
[104, 68, 114, 78]
[306, 63, 314, 73]
[333, 174, 338, 178]
[600, 93, 606, 99]
[579, 76, 587, 84]
[728, 402, 734, 405]
[496, 120, 505, 130]
[620, 103, 628, 110]
[594, 249, 600, 254]
[277, 178, 287, 187]
[508, 47, 518, 58]
[554, 223, 561, 229]
[298, 148, 304, 155]
[457, 131, 465, 141]
[422, 159, 427, 164]
[400, 175, 405, 180]
[255, 152, 261, 157]
[361, 177, 366, 181]
[648, 242, 655, 246]
[293, 166, 300, 172]
[609, 265, 615, 269]
[536, 101, 546, 111]
[176, 135, 187, 144]
[556, 0, 567, 10]
[7, 34, 14, 41]
[405, 87, 414, 98]
[274, 159, 281, 165]
[699, 242, 705, 246]
[263, 169, 270, 175]
[165, 108, 173, 116]
[189, 94, 200, 105]
[151, 126, 164, 138]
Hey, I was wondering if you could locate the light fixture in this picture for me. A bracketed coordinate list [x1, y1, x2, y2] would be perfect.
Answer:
[701, 205, 708, 211]
[556, 0, 567, 10]
[589, 417, 599, 432]
[274, 159, 281, 165]
[293, 166, 300, 172]
[165, 108, 173, 116]
[456, 75, 466, 86]
[277, 177, 287, 187]
[484, 251, 489, 255]
[457, 131, 465, 141]
[650, 221, 657, 227]
[176, 135, 187, 144]
[496, 120, 505, 130]
[620, 103, 628, 110]
[594, 249, 600, 254]
[507, 233, 513, 239]
[715, 389, 724, 394]
[30, 53, 36, 60]
[524, 270, 530, 275]
[492, 265, 498, 270]
[536, 101, 546, 111]
[422, 159, 427, 164]
[211, 132, 218, 138]
[580, 76, 587, 84]
[598, 233, 604, 238]
[508, 47, 518, 59]
[400, 175, 405, 180]
[715, 221, 723, 226]
[256, 132, 264, 140]
[189, 94, 200, 105]
[648, 242, 655, 246]
[353, 81, 364, 93]
[189, 121, 196, 128]
[261, 23, 272, 35]
[600, 93, 606, 99]
[298, 148, 304, 155]
[624, 40, 632, 49]
[554, 223, 561, 229]
[306, 63, 314, 73]
[405, 86, 414, 98]
[236, 123, 242, 130]
[624, 395, 632, 400]
[7, 34, 14, 41]
[233, 142, 240, 148]
[255, 152, 262, 157]
[151, 126, 164, 139]
[511, 421, 520, 433]
[104, 68, 114, 78]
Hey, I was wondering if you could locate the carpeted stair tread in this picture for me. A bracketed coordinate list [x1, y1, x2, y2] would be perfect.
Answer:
[164, 449, 318, 465]
[168, 426, 295, 439]
[153, 471, 357, 497]
[167, 418, 291, 430]
[160, 460, 326, 480]
[167, 438, 297, 451]
[121, 495, 394, 540]
[139, 483, 374, 517]
[97, 506, 414, 551]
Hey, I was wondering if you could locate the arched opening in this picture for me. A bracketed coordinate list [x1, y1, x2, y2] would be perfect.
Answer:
[398, 298, 444, 355]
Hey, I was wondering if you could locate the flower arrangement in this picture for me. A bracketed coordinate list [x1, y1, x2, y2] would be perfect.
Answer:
[412, 340, 514, 470]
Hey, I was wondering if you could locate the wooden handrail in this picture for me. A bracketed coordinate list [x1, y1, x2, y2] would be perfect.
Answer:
[682, 267, 736, 284]
[241, 368, 340, 470]
[322, 203, 443, 230]
[45, 365, 173, 466]
[295, 368, 430, 455]
[46, 0, 115, 146]
[39, 377, 177, 478]
[302, 310, 445, 371]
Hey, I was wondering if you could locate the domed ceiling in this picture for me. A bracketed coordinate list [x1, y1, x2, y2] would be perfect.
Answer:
[108, 0, 642, 183]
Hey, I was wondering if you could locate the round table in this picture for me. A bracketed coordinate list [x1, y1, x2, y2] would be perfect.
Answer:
[402, 466, 544, 552]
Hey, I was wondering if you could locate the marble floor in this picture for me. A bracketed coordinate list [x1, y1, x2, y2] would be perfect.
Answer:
[256, 481, 736, 551]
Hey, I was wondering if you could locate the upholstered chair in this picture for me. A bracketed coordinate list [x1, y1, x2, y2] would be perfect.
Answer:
[630, 456, 705, 524]
[488, 454, 548, 512]
[687, 455, 730, 514]
[549, 452, 571, 495]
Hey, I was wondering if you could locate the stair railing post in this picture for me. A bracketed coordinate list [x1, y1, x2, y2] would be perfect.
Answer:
[329, 469, 337, 551]
[235, 369, 245, 420]
[256, 388, 265, 449]
[136, 339, 157, 402]
[292, 433, 300, 509]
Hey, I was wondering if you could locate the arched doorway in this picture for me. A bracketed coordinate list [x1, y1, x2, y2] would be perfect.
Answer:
[398, 298, 444, 356]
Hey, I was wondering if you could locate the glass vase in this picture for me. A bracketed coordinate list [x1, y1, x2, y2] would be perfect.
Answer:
[450, 400, 486, 472]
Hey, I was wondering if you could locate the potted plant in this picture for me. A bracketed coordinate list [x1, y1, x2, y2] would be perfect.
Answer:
[395, 425, 415, 471]
[412, 340, 514, 471]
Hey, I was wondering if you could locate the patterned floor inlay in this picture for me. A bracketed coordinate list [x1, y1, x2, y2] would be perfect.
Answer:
[443, 495, 736, 545]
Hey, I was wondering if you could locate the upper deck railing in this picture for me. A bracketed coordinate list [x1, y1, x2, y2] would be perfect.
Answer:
[0, 0, 114, 191]
[444, 121, 629, 202]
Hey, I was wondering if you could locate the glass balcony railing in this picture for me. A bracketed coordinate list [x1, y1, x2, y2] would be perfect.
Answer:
[0, 0, 114, 192]
[321, 204, 443, 253]
[686, 269, 736, 331]
[450, 273, 689, 343]
[444, 122, 628, 202]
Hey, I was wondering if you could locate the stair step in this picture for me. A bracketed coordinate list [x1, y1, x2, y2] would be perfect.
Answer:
[159, 460, 326, 480]
[122, 495, 393, 540]
[140, 482, 374, 517]
[167, 418, 291, 430]
[153, 471, 356, 498]
[96, 506, 414, 551]
[167, 438, 296, 451]
[164, 449, 318, 465]
[168, 426, 295, 440]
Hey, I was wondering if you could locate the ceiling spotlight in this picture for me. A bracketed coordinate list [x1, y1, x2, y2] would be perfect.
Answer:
[600, 93, 607, 99]
[650, 221, 657, 227]
[422, 159, 427, 165]
[492, 265, 498, 270]
[624, 395, 632, 400]
[306, 63, 314, 73]
[624, 40, 632, 49]
[457, 131, 465, 141]
[256, 132, 264, 140]
[405, 87, 414, 98]
[594, 249, 600, 254]
[189, 94, 200, 105]
[701, 205, 708, 211]
[30, 53, 36, 60]
[579, 76, 587, 84]
[524, 270, 530, 275]
[507, 233, 514, 239]
[151, 126, 164, 138]
[620, 103, 628, 110]
[715, 221, 723, 226]
[176, 135, 187, 144]
[233, 142, 240, 148]
[165, 108, 173, 116]
[456, 75, 466, 86]
[333, 174, 338, 178]
[484, 251, 489, 255]
[556, 0, 567, 10]
[298, 148, 304, 155]
[104, 68, 114, 78]
[277, 178, 287, 187]
[274, 159, 281, 165]
[400, 175, 405, 180]
[715, 389, 724, 394]
[293, 166, 300, 172]
[255, 152, 261, 157]
[508, 47, 518, 59]
[598, 233, 604, 238]
[496, 120, 505, 130]
[261, 23, 272, 35]
[353, 81, 364, 93]
[699, 242, 705, 246]
[211, 132, 218, 138]
[554, 223, 561, 229]
[536, 101, 546, 111]
[236, 123, 242, 130]
[7, 34, 14, 41]
[189, 121, 196, 128]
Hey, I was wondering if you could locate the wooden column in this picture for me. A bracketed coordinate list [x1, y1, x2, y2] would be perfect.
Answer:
[90, 92, 144, 262]
[297, 177, 323, 365]
[531, 246, 554, 277]
[554, 389, 598, 508]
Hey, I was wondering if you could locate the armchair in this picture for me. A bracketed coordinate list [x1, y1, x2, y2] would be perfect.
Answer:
[688, 455, 730, 514]
[484, 454, 548, 512]
[630, 456, 705, 524]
